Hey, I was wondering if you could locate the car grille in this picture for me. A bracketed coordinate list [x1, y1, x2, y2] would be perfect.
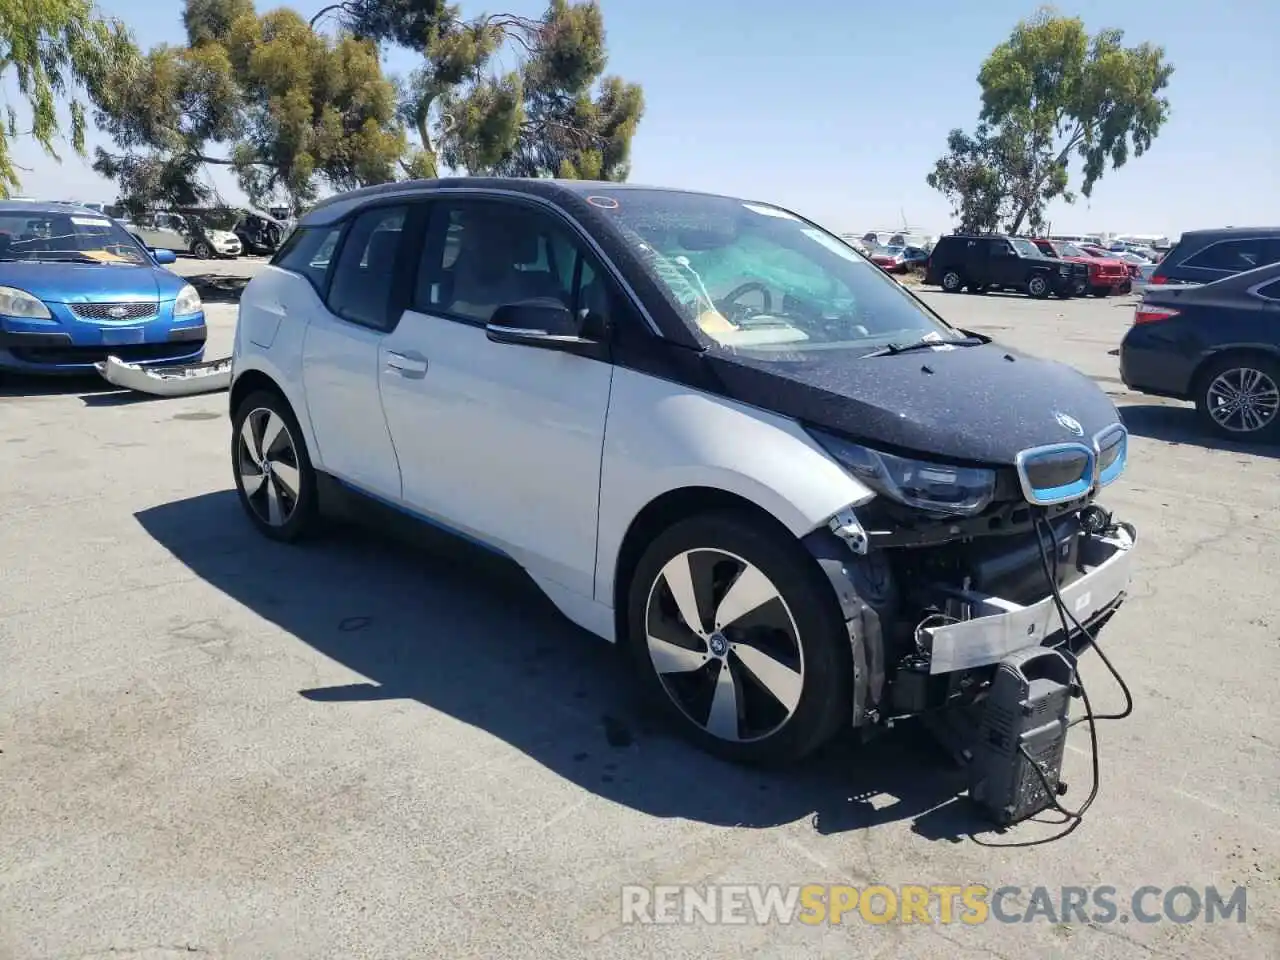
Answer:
[70, 301, 159, 321]
[1015, 425, 1130, 505]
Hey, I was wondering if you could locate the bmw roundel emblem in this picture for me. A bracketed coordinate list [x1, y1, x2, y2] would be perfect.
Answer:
[1054, 411, 1084, 436]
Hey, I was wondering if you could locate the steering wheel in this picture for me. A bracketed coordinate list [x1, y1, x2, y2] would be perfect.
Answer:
[715, 281, 774, 321]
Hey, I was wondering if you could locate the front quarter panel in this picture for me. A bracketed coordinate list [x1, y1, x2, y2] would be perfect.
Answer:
[594, 366, 874, 603]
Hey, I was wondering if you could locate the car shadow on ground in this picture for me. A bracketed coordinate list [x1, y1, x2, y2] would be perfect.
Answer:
[186, 273, 253, 304]
[1120, 403, 1279, 458]
[134, 489, 1025, 842]
[0, 372, 174, 405]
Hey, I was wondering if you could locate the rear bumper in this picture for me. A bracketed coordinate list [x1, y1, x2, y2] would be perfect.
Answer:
[919, 525, 1135, 674]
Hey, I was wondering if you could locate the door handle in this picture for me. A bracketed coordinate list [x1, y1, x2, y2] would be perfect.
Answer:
[386, 351, 428, 376]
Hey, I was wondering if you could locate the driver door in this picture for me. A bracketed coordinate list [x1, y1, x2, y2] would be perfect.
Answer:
[378, 197, 615, 598]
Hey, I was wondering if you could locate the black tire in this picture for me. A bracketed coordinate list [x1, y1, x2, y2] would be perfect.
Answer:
[1071, 278, 1088, 297]
[940, 269, 964, 293]
[625, 510, 852, 766]
[965, 283, 987, 294]
[1090, 286, 1109, 298]
[1193, 354, 1280, 444]
[193, 240, 212, 260]
[231, 389, 320, 542]
[1026, 274, 1050, 298]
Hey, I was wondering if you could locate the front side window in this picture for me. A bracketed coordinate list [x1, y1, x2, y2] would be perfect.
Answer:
[584, 190, 961, 356]
[416, 200, 603, 325]
[326, 205, 407, 330]
[0, 211, 150, 265]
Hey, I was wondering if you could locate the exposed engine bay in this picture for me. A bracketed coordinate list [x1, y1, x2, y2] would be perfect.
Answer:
[803, 470, 1137, 825]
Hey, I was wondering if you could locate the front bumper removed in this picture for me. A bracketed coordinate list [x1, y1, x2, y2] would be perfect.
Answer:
[920, 525, 1136, 674]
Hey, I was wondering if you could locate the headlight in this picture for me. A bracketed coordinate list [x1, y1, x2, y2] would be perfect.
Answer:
[808, 427, 997, 516]
[0, 285, 52, 319]
[173, 284, 203, 317]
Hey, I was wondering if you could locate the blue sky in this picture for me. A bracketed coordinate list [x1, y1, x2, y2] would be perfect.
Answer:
[8, 0, 1277, 237]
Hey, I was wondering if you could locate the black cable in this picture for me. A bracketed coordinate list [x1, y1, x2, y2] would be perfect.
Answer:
[1017, 510, 1131, 822]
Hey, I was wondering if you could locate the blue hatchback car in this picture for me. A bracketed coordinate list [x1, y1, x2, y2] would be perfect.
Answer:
[0, 202, 205, 375]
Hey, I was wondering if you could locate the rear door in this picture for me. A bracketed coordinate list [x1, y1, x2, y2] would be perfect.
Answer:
[298, 203, 419, 498]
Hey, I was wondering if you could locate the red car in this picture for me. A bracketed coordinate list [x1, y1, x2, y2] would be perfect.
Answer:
[1028, 238, 1131, 297]
[1079, 243, 1138, 290]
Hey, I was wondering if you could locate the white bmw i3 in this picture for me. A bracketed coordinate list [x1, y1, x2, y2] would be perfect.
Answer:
[229, 178, 1136, 766]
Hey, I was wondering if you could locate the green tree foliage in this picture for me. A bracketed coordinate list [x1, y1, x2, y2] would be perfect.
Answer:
[0, 0, 138, 195]
[94, 0, 405, 212]
[928, 6, 1173, 234]
[335, 0, 644, 180]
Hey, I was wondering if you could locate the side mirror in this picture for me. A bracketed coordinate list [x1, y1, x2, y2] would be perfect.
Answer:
[151, 248, 177, 265]
[486, 299, 604, 357]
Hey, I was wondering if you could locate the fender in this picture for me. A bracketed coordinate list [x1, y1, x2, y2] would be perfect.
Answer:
[594, 366, 873, 603]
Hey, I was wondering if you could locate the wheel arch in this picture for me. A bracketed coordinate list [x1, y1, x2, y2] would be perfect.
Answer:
[1190, 345, 1280, 395]
[610, 486, 801, 645]
[228, 361, 321, 468]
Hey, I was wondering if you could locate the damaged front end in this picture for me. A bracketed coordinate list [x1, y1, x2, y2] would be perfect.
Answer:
[801, 423, 1136, 730]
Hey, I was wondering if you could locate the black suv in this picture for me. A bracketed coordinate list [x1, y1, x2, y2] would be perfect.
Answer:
[925, 233, 1080, 298]
[1149, 227, 1280, 287]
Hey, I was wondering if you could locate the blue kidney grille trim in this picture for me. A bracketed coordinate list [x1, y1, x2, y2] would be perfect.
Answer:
[1094, 425, 1128, 487]
[1016, 442, 1095, 505]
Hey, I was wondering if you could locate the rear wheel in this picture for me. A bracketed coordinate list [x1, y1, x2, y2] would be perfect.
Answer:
[940, 269, 964, 293]
[1195, 354, 1280, 443]
[1026, 274, 1050, 298]
[625, 511, 851, 766]
[231, 389, 320, 541]
[1090, 286, 1110, 297]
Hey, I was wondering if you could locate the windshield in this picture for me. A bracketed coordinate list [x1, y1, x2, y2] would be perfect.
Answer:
[0, 211, 149, 265]
[590, 190, 961, 356]
[1056, 242, 1086, 258]
[1010, 238, 1043, 258]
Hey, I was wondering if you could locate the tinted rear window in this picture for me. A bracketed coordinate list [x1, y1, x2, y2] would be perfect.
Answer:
[1179, 236, 1280, 272]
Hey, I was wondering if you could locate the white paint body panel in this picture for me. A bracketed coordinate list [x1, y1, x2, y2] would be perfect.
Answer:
[379, 308, 613, 600]
[231, 266, 875, 645]
[592, 368, 874, 604]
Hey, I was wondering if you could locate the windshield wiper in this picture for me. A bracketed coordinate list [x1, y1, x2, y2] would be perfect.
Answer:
[862, 335, 985, 358]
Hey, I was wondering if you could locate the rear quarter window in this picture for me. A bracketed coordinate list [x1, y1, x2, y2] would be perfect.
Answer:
[1182, 237, 1280, 272]
[273, 225, 343, 293]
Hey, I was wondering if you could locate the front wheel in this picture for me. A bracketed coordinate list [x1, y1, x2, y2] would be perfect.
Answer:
[231, 390, 320, 541]
[625, 511, 852, 766]
[1195, 355, 1280, 443]
[192, 240, 212, 260]
[1026, 274, 1050, 298]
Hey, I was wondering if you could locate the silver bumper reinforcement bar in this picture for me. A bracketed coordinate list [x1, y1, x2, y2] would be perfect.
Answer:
[921, 526, 1136, 675]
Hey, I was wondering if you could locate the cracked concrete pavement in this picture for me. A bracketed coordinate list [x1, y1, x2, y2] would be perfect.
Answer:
[1, 258, 1277, 959]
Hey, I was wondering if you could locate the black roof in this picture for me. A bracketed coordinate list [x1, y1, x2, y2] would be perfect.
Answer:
[1176, 225, 1280, 238]
[308, 177, 757, 214]
[0, 200, 106, 217]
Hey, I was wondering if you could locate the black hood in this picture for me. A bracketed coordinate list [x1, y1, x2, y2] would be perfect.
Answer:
[703, 342, 1121, 465]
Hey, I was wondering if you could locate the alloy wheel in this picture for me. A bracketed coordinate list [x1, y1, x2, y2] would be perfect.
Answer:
[1206, 367, 1280, 434]
[644, 548, 805, 743]
[237, 407, 302, 526]
[1028, 276, 1047, 296]
[942, 271, 962, 291]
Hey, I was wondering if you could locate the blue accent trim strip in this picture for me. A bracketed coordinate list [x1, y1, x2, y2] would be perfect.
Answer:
[1014, 441, 1095, 506]
[333, 478, 512, 559]
[1094, 424, 1128, 487]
